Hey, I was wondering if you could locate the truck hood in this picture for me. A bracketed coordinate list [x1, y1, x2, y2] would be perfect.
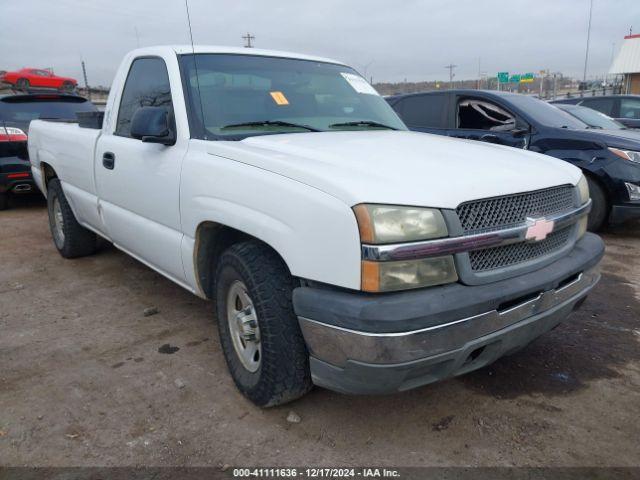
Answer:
[210, 131, 581, 208]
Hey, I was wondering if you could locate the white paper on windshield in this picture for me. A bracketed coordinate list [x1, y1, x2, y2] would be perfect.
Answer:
[340, 72, 379, 96]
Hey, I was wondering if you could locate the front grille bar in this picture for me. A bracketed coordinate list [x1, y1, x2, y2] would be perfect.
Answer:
[361, 200, 591, 262]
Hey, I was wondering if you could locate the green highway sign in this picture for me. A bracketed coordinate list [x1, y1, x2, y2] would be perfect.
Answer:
[520, 72, 535, 83]
[498, 71, 537, 84]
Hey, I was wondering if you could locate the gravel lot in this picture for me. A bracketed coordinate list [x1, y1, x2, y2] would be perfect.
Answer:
[1, 196, 639, 467]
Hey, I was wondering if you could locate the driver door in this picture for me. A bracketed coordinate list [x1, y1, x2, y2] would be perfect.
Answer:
[94, 56, 188, 284]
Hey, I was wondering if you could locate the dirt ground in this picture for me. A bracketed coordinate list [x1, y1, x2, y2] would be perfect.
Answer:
[1, 196, 639, 468]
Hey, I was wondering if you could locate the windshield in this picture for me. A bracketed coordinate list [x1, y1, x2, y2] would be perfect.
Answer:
[0, 97, 96, 131]
[179, 54, 407, 139]
[504, 95, 587, 129]
[562, 105, 625, 130]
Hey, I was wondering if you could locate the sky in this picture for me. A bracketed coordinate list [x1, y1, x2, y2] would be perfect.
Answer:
[1, 0, 638, 87]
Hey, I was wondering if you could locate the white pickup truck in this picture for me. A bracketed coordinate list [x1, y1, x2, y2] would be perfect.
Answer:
[28, 46, 604, 406]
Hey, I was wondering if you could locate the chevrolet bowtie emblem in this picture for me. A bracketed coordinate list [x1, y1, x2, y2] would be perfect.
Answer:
[525, 217, 555, 242]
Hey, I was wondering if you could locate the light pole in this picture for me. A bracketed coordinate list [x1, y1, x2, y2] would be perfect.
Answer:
[445, 64, 457, 89]
[582, 0, 594, 83]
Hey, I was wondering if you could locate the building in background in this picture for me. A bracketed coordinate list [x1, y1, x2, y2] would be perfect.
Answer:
[610, 34, 640, 94]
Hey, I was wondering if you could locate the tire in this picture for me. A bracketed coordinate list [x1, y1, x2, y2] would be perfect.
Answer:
[586, 176, 608, 232]
[16, 78, 29, 91]
[61, 81, 74, 93]
[0, 193, 7, 211]
[47, 178, 97, 258]
[215, 240, 312, 407]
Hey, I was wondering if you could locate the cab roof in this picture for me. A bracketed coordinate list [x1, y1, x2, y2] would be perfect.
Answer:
[127, 45, 345, 67]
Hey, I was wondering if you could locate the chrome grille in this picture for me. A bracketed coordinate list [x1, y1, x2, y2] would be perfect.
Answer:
[457, 185, 574, 234]
[469, 226, 573, 272]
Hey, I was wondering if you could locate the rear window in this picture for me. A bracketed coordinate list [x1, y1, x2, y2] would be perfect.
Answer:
[0, 141, 28, 159]
[0, 97, 97, 123]
[579, 98, 615, 117]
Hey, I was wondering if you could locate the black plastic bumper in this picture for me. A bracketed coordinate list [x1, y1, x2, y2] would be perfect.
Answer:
[293, 233, 604, 395]
[609, 204, 640, 225]
[0, 155, 34, 195]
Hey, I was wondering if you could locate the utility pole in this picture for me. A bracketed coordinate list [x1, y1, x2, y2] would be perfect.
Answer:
[81, 59, 90, 100]
[242, 33, 255, 48]
[445, 64, 457, 89]
[582, 0, 593, 83]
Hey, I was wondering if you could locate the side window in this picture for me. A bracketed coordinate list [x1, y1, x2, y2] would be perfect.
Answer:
[115, 57, 173, 138]
[457, 98, 515, 131]
[620, 98, 640, 119]
[579, 98, 614, 116]
[400, 94, 448, 128]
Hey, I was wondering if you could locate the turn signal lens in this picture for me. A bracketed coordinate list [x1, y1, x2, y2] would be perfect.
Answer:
[361, 256, 458, 292]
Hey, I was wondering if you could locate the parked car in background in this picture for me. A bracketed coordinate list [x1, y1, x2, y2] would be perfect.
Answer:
[0, 93, 96, 210]
[552, 95, 640, 129]
[27, 46, 603, 406]
[554, 103, 640, 132]
[386, 90, 640, 230]
[1, 68, 78, 92]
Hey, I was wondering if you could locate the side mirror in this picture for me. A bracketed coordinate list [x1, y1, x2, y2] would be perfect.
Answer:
[511, 126, 529, 137]
[130, 106, 175, 145]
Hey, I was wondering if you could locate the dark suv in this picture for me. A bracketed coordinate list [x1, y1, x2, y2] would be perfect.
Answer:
[551, 95, 640, 129]
[0, 93, 96, 210]
[386, 90, 640, 230]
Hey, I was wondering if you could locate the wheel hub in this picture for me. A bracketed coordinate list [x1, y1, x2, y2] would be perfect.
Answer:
[226, 281, 261, 372]
[52, 197, 65, 248]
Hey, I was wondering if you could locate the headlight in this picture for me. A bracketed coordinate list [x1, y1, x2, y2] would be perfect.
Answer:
[576, 175, 590, 205]
[354, 204, 456, 292]
[353, 204, 448, 244]
[362, 256, 458, 292]
[609, 147, 640, 164]
[577, 216, 588, 239]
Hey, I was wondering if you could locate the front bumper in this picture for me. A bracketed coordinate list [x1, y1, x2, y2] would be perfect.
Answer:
[609, 203, 640, 225]
[293, 233, 604, 394]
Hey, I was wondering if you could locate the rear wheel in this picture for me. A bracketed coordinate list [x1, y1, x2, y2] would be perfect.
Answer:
[15, 78, 29, 91]
[61, 81, 74, 93]
[0, 192, 7, 211]
[215, 240, 312, 407]
[47, 178, 97, 258]
[586, 176, 608, 232]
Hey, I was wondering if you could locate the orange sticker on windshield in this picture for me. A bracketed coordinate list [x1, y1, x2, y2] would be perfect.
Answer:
[270, 91, 289, 106]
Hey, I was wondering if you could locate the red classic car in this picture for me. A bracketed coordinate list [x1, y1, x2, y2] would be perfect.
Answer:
[0, 68, 77, 92]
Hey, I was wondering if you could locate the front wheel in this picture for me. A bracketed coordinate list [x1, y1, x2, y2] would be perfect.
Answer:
[47, 178, 97, 258]
[215, 240, 312, 407]
[586, 176, 608, 232]
[15, 78, 29, 91]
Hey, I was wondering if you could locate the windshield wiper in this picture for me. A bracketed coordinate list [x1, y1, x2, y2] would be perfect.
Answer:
[220, 120, 320, 132]
[329, 120, 398, 130]
[586, 125, 603, 129]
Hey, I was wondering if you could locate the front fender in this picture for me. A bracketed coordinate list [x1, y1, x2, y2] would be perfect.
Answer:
[180, 147, 362, 291]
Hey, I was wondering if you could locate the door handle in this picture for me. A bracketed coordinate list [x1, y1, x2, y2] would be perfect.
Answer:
[102, 152, 115, 170]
